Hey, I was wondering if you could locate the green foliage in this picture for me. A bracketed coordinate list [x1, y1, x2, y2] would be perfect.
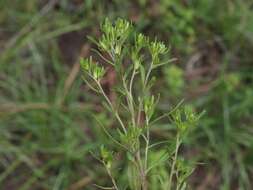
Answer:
[159, 0, 196, 53]
[172, 106, 200, 135]
[119, 125, 142, 152]
[148, 150, 170, 190]
[1, 1, 253, 189]
[81, 18, 200, 190]
[224, 73, 240, 92]
[80, 57, 105, 80]
[164, 65, 185, 96]
[143, 95, 157, 122]
[99, 18, 132, 56]
[100, 145, 113, 169]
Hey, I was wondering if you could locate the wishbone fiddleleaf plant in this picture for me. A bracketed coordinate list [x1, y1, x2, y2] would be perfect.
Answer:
[80, 18, 202, 190]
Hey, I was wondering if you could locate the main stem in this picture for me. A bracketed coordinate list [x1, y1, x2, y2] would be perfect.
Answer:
[136, 150, 148, 190]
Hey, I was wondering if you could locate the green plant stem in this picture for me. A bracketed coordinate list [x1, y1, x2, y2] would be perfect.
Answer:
[137, 98, 143, 126]
[96, 81, 127, 133]
[144, 116, 150, 170]
[136, 151, 148, 190]
[144, 62, 153, 87]
[104, 162, 119, 190]
[144, 128, 150, 172]
[122, 76, 136, 127]
[128, 68, 149, 189]
[168, 134, 181, 190]
[129, 68, 136, 98]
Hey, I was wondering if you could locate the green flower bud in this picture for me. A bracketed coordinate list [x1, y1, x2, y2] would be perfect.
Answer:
[131, 51, 142, 70]
[100, 145, 113, 169]
[80, 57, 91, 71]
[144, 95, 156, 121]
[135, 33, 149, 50]
[150, 40, 168, 56]
[80, 57, 105, 80]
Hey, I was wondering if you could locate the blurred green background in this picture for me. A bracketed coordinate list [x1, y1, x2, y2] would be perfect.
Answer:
[0, 0, 253, 189]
